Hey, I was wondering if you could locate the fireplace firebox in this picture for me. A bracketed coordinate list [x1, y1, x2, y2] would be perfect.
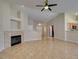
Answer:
[11, 35, 21, 46]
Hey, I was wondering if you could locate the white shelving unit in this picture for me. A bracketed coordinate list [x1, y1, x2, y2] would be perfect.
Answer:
[10, 7, 24, 31]
[10, 17, 23, 31]
[10, 17, 22, 22]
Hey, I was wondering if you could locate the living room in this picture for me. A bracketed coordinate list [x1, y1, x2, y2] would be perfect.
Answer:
[0, 0, 78, 59]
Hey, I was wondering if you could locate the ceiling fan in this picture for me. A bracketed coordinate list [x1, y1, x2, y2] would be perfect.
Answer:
[36, 0, 57, 11]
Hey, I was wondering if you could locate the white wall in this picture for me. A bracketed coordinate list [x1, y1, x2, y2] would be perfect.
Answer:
[0, 0, 4, 51]
[0, 0, 11, 31]
[0, 7, 4, 50]
[18, 7, 42, 41]
[23, 15, 42, 41]
[0, 0, 15, 51]
[48, 13, 65, 40]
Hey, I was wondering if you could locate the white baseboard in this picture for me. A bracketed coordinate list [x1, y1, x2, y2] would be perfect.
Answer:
[24, 38, 42, 42]
[0, 48, 4, 52]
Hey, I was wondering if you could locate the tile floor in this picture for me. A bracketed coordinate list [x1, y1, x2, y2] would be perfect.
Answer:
[0, 39, 78, 59]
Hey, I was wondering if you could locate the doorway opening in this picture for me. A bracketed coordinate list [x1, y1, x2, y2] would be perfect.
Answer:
[49, 25, 54, 37]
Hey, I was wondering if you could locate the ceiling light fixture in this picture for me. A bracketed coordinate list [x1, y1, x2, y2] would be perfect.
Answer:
[45, 6, 48, 9]
[38, 23, 42, 26]
[36, 0, 57, 11]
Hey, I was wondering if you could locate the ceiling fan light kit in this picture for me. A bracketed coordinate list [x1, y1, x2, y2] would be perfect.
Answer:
[44, 6, 49, 9]
[36, 0, 57, 12]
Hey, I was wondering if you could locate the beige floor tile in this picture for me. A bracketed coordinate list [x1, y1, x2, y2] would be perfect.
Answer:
[0, 39, 78, 59]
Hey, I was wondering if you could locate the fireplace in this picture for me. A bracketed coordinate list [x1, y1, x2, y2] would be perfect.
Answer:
[11, 35, 21, 46]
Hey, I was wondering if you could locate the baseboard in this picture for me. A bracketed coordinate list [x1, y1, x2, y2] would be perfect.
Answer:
[53, 38, 78, 44]
[65, 40, 78, 44]
[24, 38, 42, 42]
[0, 48, 4, 52]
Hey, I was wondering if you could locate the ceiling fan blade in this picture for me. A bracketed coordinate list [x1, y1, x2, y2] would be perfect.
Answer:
[48, 8, 52, 11]
[36, 5, 44, 7]
[41, 8, 45, 11]
[48, 4, 57, 7]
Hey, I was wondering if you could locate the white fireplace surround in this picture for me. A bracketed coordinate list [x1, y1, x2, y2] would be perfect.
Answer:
[4, 31, 24, 49]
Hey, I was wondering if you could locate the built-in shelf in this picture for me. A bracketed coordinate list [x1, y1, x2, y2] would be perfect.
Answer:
[10, 17, 22, 22]
[10, 16, 22, 31]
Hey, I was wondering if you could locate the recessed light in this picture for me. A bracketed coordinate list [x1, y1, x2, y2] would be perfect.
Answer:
[38, 23, 42, 26]
[21, 5, 24, 7]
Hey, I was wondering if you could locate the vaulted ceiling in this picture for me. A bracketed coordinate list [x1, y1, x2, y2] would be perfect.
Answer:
[7, 0, 78, 22]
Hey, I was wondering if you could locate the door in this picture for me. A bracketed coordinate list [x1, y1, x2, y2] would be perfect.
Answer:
[49, 25, 54, 37]
[52, 25, 54, 37]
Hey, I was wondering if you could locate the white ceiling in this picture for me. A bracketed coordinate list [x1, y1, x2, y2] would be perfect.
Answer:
[25, 7, 58, 22]
[7, 0, 78, 22]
